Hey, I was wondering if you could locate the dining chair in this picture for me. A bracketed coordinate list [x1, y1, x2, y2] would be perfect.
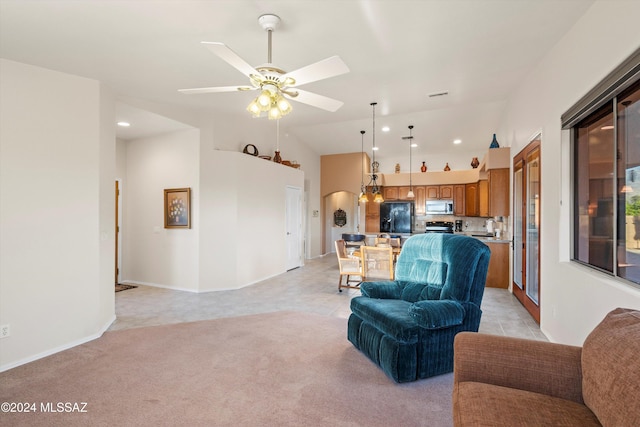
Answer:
[360, 245, 394, 281]
[335, 239, 363, 292]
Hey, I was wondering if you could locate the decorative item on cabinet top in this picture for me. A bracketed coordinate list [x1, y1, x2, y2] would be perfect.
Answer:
[489, 134, 500, 148]
[242, 144, 259, 156]
[471, 157, 479, 168]
[444, 163, 451, 171]
[421, 162, 427, 172]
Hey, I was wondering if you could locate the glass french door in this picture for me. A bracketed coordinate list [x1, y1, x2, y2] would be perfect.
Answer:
[513, 136, 541, 323]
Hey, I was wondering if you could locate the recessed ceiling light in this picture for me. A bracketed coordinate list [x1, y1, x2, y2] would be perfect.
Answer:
[411, 143, 418, 148]
[382, 126, 390, 132]
[117, 121, 131, 127]
[372, 147, 379, 151]
[453, 139, 462, 144]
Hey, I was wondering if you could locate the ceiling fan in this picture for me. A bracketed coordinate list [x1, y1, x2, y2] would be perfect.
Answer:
[178, 14, 350, 117]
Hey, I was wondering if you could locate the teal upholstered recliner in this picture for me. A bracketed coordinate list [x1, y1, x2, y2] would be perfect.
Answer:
[348, 233, 490, 383]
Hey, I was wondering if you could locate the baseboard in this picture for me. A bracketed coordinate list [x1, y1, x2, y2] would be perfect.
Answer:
[0, 314, 116, 373]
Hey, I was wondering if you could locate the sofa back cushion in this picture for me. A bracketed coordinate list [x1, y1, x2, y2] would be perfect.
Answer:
[395, 234, 490, 305]
[582, 308, 640, 426]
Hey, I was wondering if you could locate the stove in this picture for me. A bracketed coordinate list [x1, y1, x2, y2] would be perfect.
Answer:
[424, 221, 454, 234]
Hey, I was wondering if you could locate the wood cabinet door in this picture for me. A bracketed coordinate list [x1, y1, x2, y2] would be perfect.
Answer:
[414, 186, 426, 215]
[426, 185, 440, 199]
[465, 183, 478, 216]
[365, 192, 379, 215]
[440, 185, 453, 199]
[485, 242, 509, 288]
[479, 180, 489, 217]
[488, 168, 510, 216]
[383, 186, 398, 200]
[453, 184, 465, 215]
[398, 186, 412, 200]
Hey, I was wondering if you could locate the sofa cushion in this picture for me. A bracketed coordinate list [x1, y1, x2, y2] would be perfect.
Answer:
[408, 300, 465, 329]
[349, 297, 419, 342]
[454, 382, 601, 427]
[582, 308, 640, 426]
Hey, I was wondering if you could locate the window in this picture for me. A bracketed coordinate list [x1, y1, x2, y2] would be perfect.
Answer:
[571, 79, 640, 284]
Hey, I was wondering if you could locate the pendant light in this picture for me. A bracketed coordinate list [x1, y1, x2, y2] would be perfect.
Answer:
[358, 130, 369, 203]
[403, 125, 415, 199]
[370, 102, 384, 203]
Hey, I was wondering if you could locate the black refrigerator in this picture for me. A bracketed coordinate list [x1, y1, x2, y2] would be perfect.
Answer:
[379, 202, 414, 234]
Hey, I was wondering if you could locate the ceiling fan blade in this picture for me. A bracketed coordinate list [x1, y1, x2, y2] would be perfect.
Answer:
[201, 41, 260, 78]
[178, 85, 254, 94]
[283, 56, 349, 87]
[289, 89, 344, 112]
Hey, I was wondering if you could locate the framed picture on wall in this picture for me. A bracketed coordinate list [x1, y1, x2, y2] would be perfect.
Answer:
[164, 188, 191, 229]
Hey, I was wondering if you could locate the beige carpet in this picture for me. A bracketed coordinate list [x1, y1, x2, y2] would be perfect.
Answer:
[0, 311, 453, 426]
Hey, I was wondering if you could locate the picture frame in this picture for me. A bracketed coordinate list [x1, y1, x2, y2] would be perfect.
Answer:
[164, 188, 191, 229]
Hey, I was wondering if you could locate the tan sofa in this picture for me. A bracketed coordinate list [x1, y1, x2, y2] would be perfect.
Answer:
[452, 308, 640, 426]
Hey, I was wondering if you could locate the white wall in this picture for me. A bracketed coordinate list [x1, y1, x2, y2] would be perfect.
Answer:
[500, 0, 640, 345]
[117, 98, 324, 260]
[121, 129, 200, 291]
[0, 59, 115, 370]
[198, 149, 305, 291]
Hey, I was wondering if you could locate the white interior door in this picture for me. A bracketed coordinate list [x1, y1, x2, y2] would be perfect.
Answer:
[286, 186, 303, 270]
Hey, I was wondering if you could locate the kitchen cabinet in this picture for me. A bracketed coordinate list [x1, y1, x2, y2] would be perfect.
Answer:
[453, 185, 465, 216]
[440, 185, 453, 199]
[414, 186, 426, 215]
[365, 190, 380, 232]
[465, 182, 479, 216]
[383, 186, 416, 201]
[479, 180, 489, 217]
[426, 185, 453, 200]
[398, 186, 412, 200]
[488, 168, 510, 216]
[485, 241, 509, 288]
[383, 186, 399, 200]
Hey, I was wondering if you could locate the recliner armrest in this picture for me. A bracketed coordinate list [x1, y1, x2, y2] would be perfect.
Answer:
[360, 281, 403, 299]
[454, 332, 584, 404]
[408, 300, 465, 329]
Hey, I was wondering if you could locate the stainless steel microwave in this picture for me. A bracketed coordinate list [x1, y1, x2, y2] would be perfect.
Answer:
[425, 200, 454, 215]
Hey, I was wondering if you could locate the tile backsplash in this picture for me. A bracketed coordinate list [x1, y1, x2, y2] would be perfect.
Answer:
[415, 215, 510, 237]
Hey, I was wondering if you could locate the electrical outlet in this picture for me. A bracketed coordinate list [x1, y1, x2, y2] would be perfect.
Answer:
[0, 324, 9, 338]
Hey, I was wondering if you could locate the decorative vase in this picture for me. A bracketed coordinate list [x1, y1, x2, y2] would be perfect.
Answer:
[395, 163, 400, 174]
[471, 157, 479, 168]
[421, 162, 427, 173]
[273, 150, 282, 163]
[489, 134, 500, 149]
[444, 163, 451, 171]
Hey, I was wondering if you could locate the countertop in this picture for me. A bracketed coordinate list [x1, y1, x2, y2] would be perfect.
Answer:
[361, 232, 511, 244]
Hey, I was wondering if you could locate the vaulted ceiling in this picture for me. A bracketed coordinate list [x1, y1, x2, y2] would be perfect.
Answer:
[0, 0, 594, 164]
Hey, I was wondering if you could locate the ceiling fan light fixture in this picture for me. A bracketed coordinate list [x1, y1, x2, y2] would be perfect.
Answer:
[277, 95, 291, 113]
[247, 100, 262, 117]
[258, 90, 273, 109]
[268, 105, 282, 120]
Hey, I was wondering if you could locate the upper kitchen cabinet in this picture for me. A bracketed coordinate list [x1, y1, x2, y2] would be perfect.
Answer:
[383, 186, 399, 200]
[479, 180, 489, 217]
[414, 186, 426, 215]
[488, 168, 510, 216]
[465, 182, 479, 216]
[426, 185, 453, 200]
[478, 170, 509, 217]
[453, 184, 466, 216]
[383, 185, 413, 201]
